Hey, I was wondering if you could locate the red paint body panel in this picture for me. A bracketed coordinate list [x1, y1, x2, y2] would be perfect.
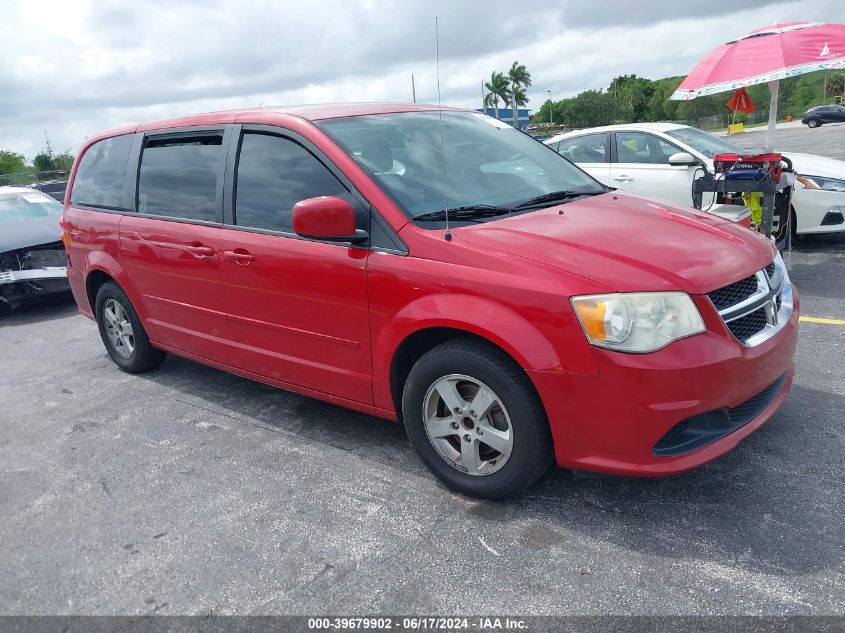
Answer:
[530, 290, 798, 473]
[63, 104, 800, 478]
[216, 228, 372, 404]
[119, 216, 229, 358]
[458, 192, 775, 295]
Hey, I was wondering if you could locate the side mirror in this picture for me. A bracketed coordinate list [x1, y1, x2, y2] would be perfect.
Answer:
[292, 196, 367, 244]
[668, 152, 699, 167]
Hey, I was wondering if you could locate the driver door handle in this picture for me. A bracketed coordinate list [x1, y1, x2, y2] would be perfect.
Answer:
[185, 244, 215, 259]
[223, 249, 256, 266]
[613, 175, 633, 182]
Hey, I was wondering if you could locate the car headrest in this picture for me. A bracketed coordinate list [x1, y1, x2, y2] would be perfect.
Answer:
[359, 142, 394, 173]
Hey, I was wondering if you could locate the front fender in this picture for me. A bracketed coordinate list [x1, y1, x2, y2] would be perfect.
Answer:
[372, 293, 572, 412]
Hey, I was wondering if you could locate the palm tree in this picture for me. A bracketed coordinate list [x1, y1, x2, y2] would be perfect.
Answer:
[508, 61, 532, 127]
[483, 72, 510, 120]
[511, 85, 529, 111]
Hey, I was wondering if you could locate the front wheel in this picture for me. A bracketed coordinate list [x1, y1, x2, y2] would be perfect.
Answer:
[806, 118, 820, 128]
[95, 282, 165, 373]
[402, 338, 553, 498]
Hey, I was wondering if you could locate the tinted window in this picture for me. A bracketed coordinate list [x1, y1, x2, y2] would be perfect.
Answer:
[615, 132, 681, 164]
[235, 133, 349, 232]
[137, 135, 222, 222]
[557, 133, 607, 163]
[70, 134, 133, 209]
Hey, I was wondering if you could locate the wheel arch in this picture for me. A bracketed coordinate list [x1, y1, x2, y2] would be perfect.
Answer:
[81, 252, 152, 329]
[375, 294, 567, 418]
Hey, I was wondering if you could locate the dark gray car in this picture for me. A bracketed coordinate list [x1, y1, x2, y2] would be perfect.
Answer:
[802, 104, 845, 128]
[0, 187, 69, 310]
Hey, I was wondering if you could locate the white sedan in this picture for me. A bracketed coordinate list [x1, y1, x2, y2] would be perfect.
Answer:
[545, 122, 845, 235]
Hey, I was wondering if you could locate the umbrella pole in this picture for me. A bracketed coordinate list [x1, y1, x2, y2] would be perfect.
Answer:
[765, 80, 779, 152]
[760, 80, 782, 240]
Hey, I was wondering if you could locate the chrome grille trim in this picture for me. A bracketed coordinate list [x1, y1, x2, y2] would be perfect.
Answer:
[709, 255, 792, 347]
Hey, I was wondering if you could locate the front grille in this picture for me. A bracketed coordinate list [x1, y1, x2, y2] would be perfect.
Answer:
[765, 261, 776, 278]
[653, 373, 787, 456]
[25, 249, 67, 269]
[726, 307, 768, 343]
[708, 257, 784, 346]
[708, 275, 758, 311]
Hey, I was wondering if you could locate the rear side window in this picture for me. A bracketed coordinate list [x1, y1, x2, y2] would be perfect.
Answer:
[70, 134, 134, 209]
[235, 132, 349, 233]
[557, 133, 608, 164]
[138, 134, 223, 222]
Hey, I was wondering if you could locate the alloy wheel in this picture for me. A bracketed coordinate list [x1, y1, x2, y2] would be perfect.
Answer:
[422, 374, 513, 476]
[103, 298, 135, 359]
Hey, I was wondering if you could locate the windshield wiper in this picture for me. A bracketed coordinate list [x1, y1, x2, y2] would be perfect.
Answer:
[514, 189, 604, 210]
[413, 204, 514, 222]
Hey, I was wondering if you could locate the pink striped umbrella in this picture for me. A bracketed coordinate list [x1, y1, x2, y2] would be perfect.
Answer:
[670, 22, 845, 149]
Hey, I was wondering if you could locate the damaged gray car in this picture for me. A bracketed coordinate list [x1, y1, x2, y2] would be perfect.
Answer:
[0, 187, 69, 310]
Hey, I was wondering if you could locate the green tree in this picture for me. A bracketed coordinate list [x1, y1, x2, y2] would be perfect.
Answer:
[0, 150, 27, 175]
[484, 71, 510, 120]
[52, 151, 75, 171]
[508, 61, 532, 127]
[608, 74, 655, 122]
[565, 90, 617, 127]
[33, 152, 55, 172]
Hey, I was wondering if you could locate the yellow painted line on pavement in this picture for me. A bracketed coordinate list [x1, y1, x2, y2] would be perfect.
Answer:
[800, 316, 845, 325]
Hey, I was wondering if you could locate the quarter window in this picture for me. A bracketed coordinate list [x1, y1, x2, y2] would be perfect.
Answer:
[137, 134, 223, 222]
[615, 132, 681, 164]
[70, 134, 134, 210]
[235, 133, 350, 233]
[557, 134, 608, 164]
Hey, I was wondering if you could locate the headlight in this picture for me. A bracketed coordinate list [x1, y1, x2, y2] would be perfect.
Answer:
[798, 175, 845, 192]
[571, 292, 706, 353]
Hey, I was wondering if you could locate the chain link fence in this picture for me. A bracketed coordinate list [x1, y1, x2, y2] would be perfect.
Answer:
[693, 110, 770, 133]
[0, 170, 70, 201]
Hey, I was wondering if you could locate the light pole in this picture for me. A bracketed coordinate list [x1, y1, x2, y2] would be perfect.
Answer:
[547, 90, 553, 125]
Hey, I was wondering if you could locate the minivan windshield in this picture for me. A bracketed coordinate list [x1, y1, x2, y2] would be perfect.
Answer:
[665, 126, 740, 159]
[317, 111, 606, 222]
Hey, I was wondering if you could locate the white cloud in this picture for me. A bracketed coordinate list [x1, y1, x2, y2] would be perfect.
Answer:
[0, 0, 841, 160]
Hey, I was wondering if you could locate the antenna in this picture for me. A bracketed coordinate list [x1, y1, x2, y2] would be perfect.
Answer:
[435, 17, 451, 241]
[43, 131, 53, 158]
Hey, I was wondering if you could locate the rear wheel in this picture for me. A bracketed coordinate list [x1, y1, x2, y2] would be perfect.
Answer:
[806, 118, 820, 128]
[402, 338, 553, 499]
[95, 282, 165, 373]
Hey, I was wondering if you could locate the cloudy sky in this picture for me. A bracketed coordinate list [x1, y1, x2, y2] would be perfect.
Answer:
[2, 0, 842, 160]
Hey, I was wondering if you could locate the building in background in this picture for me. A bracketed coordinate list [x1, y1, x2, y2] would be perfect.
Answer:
[477, 107, 532, 128]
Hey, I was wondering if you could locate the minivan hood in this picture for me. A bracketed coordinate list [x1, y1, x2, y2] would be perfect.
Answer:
[456, 191, 774, 295]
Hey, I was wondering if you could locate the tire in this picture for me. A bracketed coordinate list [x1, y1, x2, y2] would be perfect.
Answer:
[402, 337, 553, 499]
[95, 281, 165, 373]
[806, 118, 820, 128]
[789, 206, 802, 244]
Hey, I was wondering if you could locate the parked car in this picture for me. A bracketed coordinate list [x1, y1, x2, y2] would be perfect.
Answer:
[62, 105, 798, 498]
[33, 177, 69, 202]
[545, 123, 845, 235]
[0, 187, 69, 310]
[802, 104, 845, 127]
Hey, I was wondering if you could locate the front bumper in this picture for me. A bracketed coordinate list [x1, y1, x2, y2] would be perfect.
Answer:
[0, 267, 67, 285]
[528, 289, 799, 477]
[793, 188, 845, 234]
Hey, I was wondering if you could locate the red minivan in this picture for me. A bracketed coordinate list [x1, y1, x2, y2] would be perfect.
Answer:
[62, 104, 798, 498]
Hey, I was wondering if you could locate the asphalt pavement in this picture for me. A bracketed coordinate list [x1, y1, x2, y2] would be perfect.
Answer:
[1, 124, 843, 617]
